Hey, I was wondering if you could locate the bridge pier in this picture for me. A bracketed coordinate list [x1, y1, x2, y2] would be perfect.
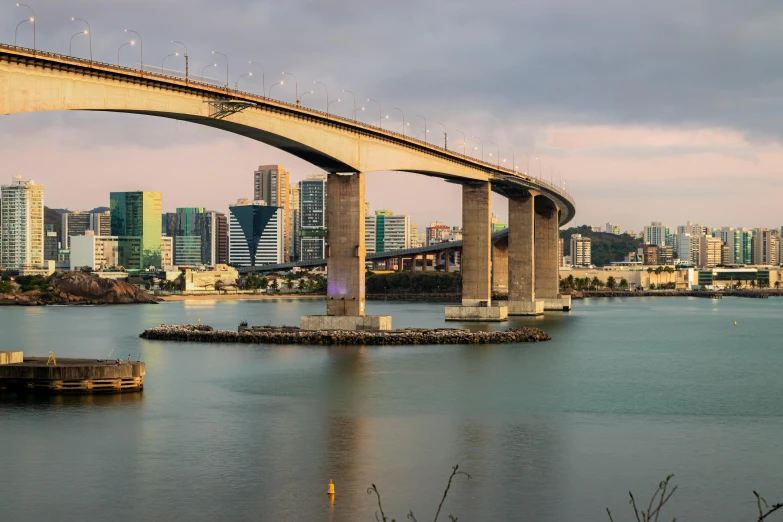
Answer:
[534, 197, 571, 312]
[492, 236, 508, 293]
[301, 172, 391, 330]
[508, 193, 544, 315]
[446, 182, 507, 321]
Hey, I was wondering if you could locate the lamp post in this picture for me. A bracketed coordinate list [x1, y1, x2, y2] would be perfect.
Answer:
[235, 72, 252, 91]
[249, 62, 265, 97]
[352, 106, 365, 120]
[212, 51, 228, 87]
[367, 98, 382, 127]
[69, 31, 88, 56]
[436, 122, 447, 149]
[282, 72, 299, 104]
[201, 63, 216, 80]
[490, 142, 500, 167]
[72, 18, 92, 63]
[268, 81, 283, 98]
[124, 29, 143, 71]
[117, 41, 135, 66]
[300, 90, 314, 105]
[314, 81, 330, 113]
[393, 108, 405, 135]
[161, 52, 179, 72]
[343, 89, 356, 120]
[509, 146, 516, 172]
[327, 98, 341, 115]
[455, 129, 466, 155]
[472, 136, 484, 161]
[415, 115, 427, 143]
[15, 18, 32, 47]
[16, 4, 35, 51]
[172, 41, 188, 80]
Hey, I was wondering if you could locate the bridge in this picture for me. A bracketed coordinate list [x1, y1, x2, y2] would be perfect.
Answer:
[0, 42, 576, 328]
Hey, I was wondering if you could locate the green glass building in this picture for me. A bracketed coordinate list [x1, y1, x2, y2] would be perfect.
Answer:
[110, 191, 162, 270]
[165, 207, 206, 267]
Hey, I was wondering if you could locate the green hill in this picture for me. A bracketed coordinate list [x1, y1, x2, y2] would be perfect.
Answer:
[560, 225, 641, 267]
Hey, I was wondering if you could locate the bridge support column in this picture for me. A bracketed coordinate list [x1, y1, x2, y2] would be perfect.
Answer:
[446, 182, 507, 321]
[301, 172, 391, 330]
[492, 237, 508, 294]
[445, 250, 451, 272]
[534, 198, 571, 312]
[508, 194, 544, 315]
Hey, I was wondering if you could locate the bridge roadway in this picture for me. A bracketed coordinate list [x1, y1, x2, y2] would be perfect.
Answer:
[1, 43, 576, 327]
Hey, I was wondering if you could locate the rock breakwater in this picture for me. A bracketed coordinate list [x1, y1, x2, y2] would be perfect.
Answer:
[140, 324, 551, 345]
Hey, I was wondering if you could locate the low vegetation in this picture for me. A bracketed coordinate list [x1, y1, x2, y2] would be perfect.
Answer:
[365, 272, 462, 294]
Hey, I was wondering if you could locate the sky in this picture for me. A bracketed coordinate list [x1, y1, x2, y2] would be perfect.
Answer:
[2, 0, 783, 232]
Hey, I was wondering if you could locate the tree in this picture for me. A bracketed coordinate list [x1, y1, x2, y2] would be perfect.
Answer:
[298, 278, 307, 291]
[750, 280, 757, 289]
[270, 279, 279, 292]
[0, 280, 14, 294]
[606, 276, 616, 290]
[591, 276, 603, 290]
[655, 266, 664, 286]
[260, 277, 269, 290]
[775, 281, 780, 289]
[619, 278, 629, 290]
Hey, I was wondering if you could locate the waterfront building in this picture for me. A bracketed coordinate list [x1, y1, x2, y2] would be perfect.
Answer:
[754, 228, 778, 265]
[61, 211, 91, 250]
[643, 221, 669, 247]
[570, 234, 591, 266]
[176, 264, 239, 292]
[69, 231, 119, 270]
[366, 210, 410, 253]
[0, 176, 44, 271]
[698, 235, 722, 267]
[110, 191, 163, 270]
[254, 165, 292, 262]
[161, 236, 173, 267]
[426, 221, 451, 245]
[228, 199, 284, 267]
[165, 207, 206, 267]
[721, 242, 730, 266]
[298, 174, 327, 261]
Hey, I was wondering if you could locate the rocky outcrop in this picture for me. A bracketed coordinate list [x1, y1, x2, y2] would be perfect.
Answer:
[1, 272, 159, 305]
[140, 324, 551, 345]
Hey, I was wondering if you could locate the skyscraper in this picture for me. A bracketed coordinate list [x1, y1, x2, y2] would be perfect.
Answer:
[570, 234, 591, 266]
[228, 199, 284, 266]
[643, 221, 669, 246]
[165, 207, 206, 267]
[0, 175, 44, 271]
[298, 174, 327, 261]
[61, 211, 92, 250]
[289, 185, 300, 261]
[110, 191, 162, 270]
[254, 165, 292, 261]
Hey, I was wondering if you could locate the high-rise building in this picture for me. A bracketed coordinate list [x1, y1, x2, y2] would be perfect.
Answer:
[289, 185, 300, 261]
[658, 245, 674, 265]
[368, 210, 410, 253]
[254, 165, 292, 262]
[110, 191, 162, 270]
[90, 210, 112, 237]
[70, 231, 119, 271]
[161, 236, 173, 267]
[643, 221, 669, 246]
[61, 211, 91, 250]
[228, 199, 284, 266]
[298, 174, 327, 261]
[677, 233, 700, 266]
[570, 234, 591, 266]
[165, 207, 205, 267]
[426, 221, 451, 245]
[365, 214, 377, 255]
[44, 231, 59, 261]
[204, 210, 228, 267]
[638, 244, 658, 265]
[741, 230, 753, 265]
[410, 224, 422, 248]
[698, 235, 722, 267]
[0, 176, 44, 271]
[559, 237, 565, 268]
[754, 228, 777, 265]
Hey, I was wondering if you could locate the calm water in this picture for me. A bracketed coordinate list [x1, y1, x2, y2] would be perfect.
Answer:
[1, 297, 782, 521]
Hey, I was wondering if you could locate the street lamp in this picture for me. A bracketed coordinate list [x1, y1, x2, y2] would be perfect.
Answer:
[415, 115, 427, 143]
[393, 108, 405, 135]
[454, 129, 466, 155]
[16, 4, 35, 51]
[436, 122, 447, 149]
[352, 106, 365, 120]
[343, 89, 357, 120]
[509, 146, 516, 173]
[172, 41, 188, 80]
[72, 18, 92, 63]
[313, 81, 331, 113]
[124, 29, 143, 71]
[300, 90, 314, 105]
[282, 71, 299, 104]
[367, 98, 382, 127]
[490, 142, 500, 167]
[248, 62, 265, 97]
[212, 51, 228, 87]
[472, 135, 484, 161]
[117, 40, 135, 66]
[14, 18, 32, 47]
[69, 31, 88, 56]
[235, 72, 252, 91]
[327, 98, 341, 115]
[161, 52, 179, 72]
[200, 63, 216, 80]
[268, 81, 283, 98]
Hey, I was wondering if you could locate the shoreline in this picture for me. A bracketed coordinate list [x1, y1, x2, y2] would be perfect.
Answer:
[158, 293, 325, 301]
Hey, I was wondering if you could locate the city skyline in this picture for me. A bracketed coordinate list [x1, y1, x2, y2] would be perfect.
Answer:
[3, 0, 782, 230]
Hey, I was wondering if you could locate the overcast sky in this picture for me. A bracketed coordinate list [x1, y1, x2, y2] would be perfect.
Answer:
[2, 0, 783, 232]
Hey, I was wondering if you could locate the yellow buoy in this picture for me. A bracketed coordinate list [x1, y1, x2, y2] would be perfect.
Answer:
[327, 479, 335, 496]
[197, 317, 201, 323]
[734, 321, 737, 326]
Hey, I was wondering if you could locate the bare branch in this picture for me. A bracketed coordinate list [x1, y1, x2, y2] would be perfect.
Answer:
[606, 507, 615, 522]
[755, 491, 783, 521]
[433, 465, 472, 522]
[407, 511, 418, 522]
[368, 484, 390, 522]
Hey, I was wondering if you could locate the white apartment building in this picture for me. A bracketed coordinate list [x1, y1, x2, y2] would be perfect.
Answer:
[643, 221, 669, 246]
[698, 235, 722, 267]
[70, 231, 119, 270]
[365, 210, 410, 253]
[570, 234, 591, 266]
[0, 175, 44, 271]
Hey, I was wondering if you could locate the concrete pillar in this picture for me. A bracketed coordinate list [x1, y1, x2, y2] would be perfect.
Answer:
[397, 258, 403, 272]
[326, 172, 366, 317]
[410, 254, 418, 272]
[423, 254, 429, 272]
[461, 182, 492, 306]
[533, 197, 570, 312]
[445, 250, 451, 272]
[508, 194, 543, 315]
[492, 237, 508, 293]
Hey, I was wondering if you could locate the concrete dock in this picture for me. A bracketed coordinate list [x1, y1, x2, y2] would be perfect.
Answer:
[0, 352, 145, 393]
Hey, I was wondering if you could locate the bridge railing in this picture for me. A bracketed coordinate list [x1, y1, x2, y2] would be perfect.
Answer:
[0, 42, 574, 209]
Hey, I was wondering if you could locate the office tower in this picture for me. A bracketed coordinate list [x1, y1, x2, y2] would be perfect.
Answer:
[643, 221, 669, 247]
[254, 165, 291, 261]
[203, 210, 228, 267]
[368, 210, 410, 253]
[70, 231, 119, 270]
[110, 191, 162, 270]
[61, 211, 91, 250]
[410, 224, 421, 248]
[755, 228, 777, 265]
[570, 234, 591, 266]
[44, 231, 59, 261]
[214, 212, 228, 265]
[698, 235, 722, 267]
[289, 185, 300, 261]
[165, 207, 205, 267]
[228, 199, 284, 266]
[298, 174, 327, 261]
[364, 214, 377, 255]
[0, 176, 44, 271]
[90, 210, 112, 236]
[658, 245, 674, 265]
